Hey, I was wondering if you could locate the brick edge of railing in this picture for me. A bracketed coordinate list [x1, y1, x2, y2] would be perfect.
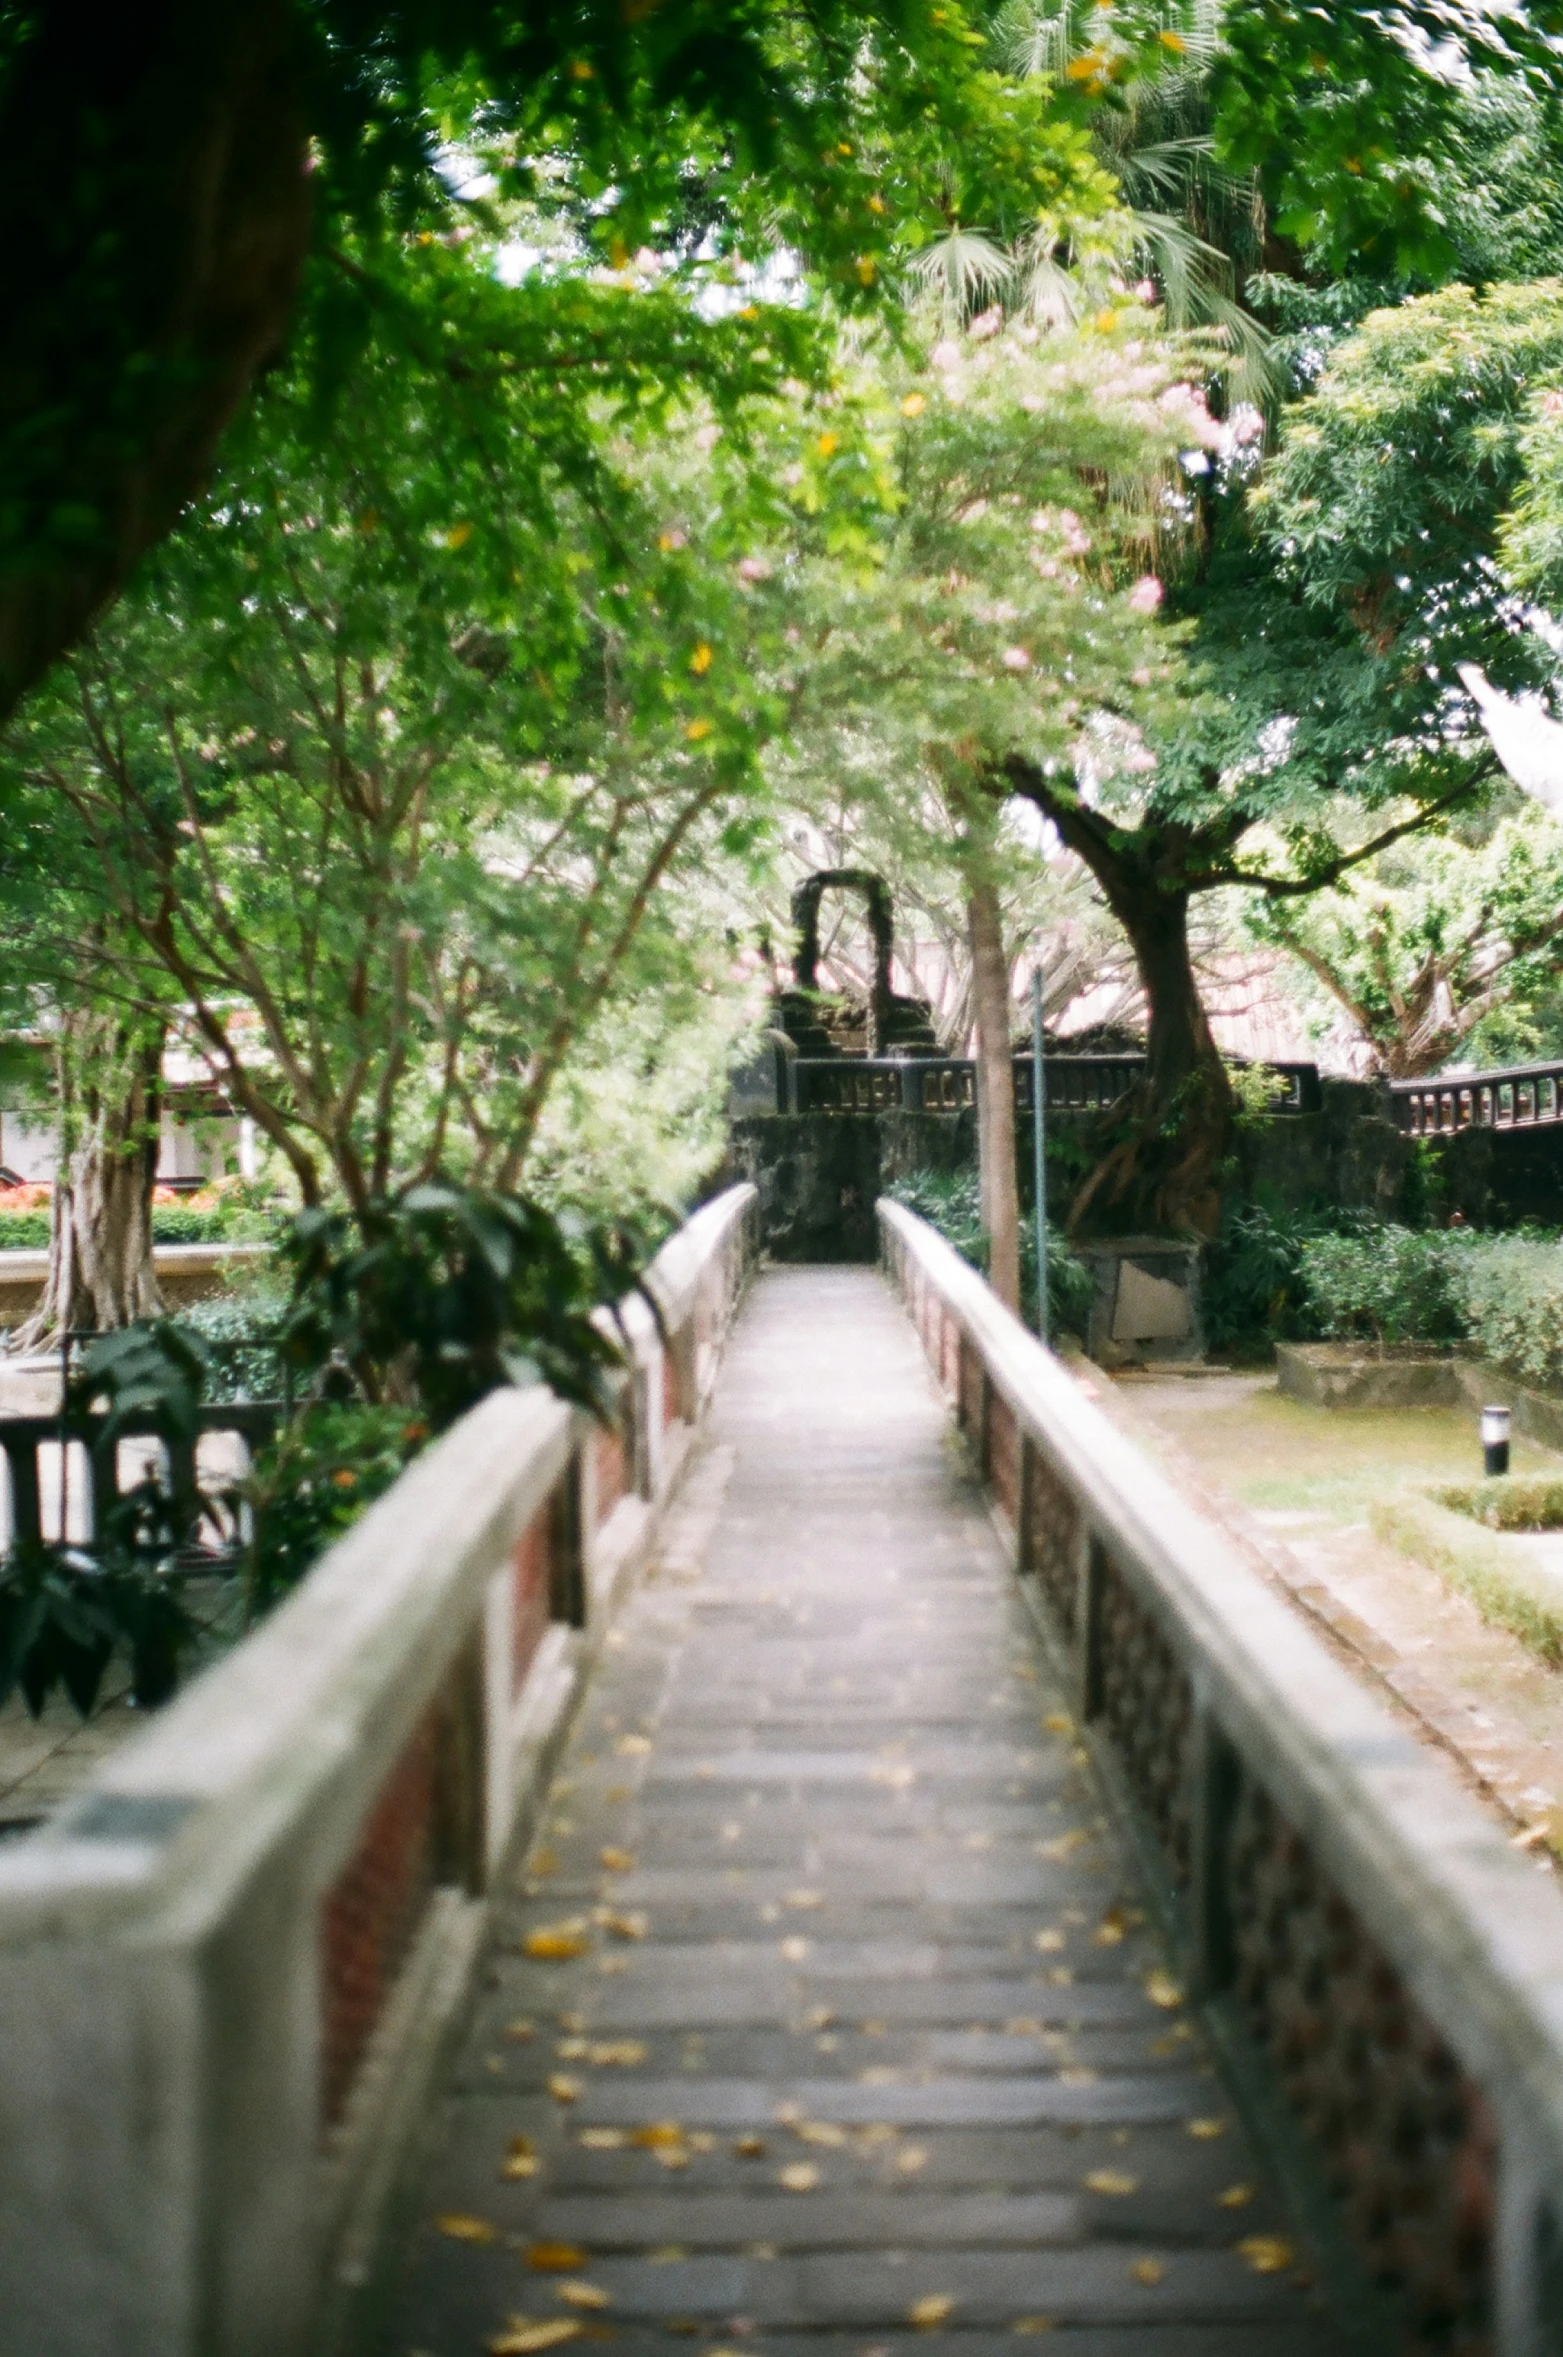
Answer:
[880, 1197, 1563, 2357]
[0, 1183, 759, 2357]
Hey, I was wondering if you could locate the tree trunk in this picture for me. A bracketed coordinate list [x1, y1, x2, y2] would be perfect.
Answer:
[0, 1, 311, 720]
[18, 1016, 165, 1343]
[967, 878, 1021, 1310]
[1071, 879, 1232, 1238]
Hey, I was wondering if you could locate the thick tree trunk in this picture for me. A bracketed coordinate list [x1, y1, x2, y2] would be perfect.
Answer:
[1071, 880, 1232, 1238]
[0, 2, 310, 719]
[967, 879, 1021, 1311]
[18, 1018, 165, 1343]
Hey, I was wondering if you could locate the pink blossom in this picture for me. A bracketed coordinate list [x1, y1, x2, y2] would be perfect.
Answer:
[968, 306, 1003, 340]
[1001, 646, 1032, 672]
[737, 556, 771, 582]
[1127, 575, 1163, 614]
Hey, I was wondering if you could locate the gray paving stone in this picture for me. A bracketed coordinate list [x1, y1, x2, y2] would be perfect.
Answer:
[373, 1268, 1337, 2357]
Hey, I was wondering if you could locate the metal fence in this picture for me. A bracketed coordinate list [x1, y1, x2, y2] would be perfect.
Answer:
[881, 1197, 1563, 2357]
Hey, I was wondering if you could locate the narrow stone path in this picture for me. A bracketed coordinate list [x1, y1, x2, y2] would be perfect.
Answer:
[379, 1269, 1336, 2357]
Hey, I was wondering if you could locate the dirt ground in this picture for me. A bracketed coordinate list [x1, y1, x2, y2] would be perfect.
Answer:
[1093, 1367, 1563, 1859]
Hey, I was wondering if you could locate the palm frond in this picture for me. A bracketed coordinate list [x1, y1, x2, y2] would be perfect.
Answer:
[906, 231, 1017, 322]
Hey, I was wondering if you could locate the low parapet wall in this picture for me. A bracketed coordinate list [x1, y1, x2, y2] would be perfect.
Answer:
[881, 1197, 1563, 2357]
[0, 1184, 757, 2357]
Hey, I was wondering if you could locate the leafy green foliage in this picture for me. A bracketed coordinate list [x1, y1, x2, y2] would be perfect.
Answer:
[242, 1404, 429, 1617]
[1298, 1225, 1473, 1348]
[277, 1184, 643, 1429]
[1200, 1198, 1341, 1354]
[886, 1167, 1094, 1339]
[1435, 1474, 1563, 1534]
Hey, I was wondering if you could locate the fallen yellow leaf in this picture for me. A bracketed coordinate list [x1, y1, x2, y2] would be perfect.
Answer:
[909, 2295, 954, 2329]
[1034, 1929, 1066, 1954]
[1218, 2184, 1256, 2210]
[601, 1910, 647, 1940]
[555, 2281, 610, 2310]
[436, 2212, 498, 2243]
[1187, 2117, 1226, 2139]
[1093, 1910, 1127, 1947]
[548, 2075, 581, 2103]
[1085, 2170, 1137, 2196]
[1144, 1970, 1183, 2010]
[1129, 2258, 1165, 2287]
[489, 2322, 584, 2355]
[616, 1735, 652, 1756]
[734, 2134, 766, 2157]
[630, 2123, 686, 2150]
[795, 2121, 847, 2147]
[689, 643, 714, 676]
[527, 2244, 590, 2273]
[1237, 2235, 1295, 2275]
[894, 2145, 929, 2175]
[779, 2162, 820, 2192]
[503, 2019, 535, 2042]
[501, 2136, 539, 2181]
[579, 2128, 625, 2149]
[599, 1848, 635, 1872]
[556, 2037, 589, 2060]
[589, 2041, 647, 2066]
[780, 1937, 810, 1962]
[652, 2146, 691, 2169]
[524, 1928, 589, 1961]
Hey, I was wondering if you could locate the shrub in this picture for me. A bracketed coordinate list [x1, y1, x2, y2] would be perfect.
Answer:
[885, 1168, 1094, 1342]
[1458, 1232, 1563, 1394]
[1201, 1200, 1343, 1354]
[1297, 1225, 1475, 1346]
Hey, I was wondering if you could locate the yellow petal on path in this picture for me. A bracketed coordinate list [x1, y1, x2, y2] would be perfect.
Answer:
[778, 2162, 820, 2192]
[501, 2136, 539, 2181]
[894, 2145, 929, 2175]
[489, 2322, 585, 2355]
[1218, 2184, 1256, 2209]
[1237, 2235, 1295, 2275]
[579, 2128, 624, 2149]
[631, 2123, 686, 2150]
[555, 2281, 610, 2310]
[1129, 2258, 1165, 2287]
[557, 2037, 589, 2059]
[1093, 1910, 1127, 1947]
[795, 2121, 847, 2147]
[735, 2134, 766, 2157]
[589, 2041, 648, 2066]
[435, 2213, 498, 2243]
[653, 2146, 691, 2170]
[780, 1937, 810, 1962]
[504, 2020, 535, 2042]
[524, 1929, 589, 1961]
[1144, 1970, 1183, 2010]
[530, 1850, 560, 1877]
[616, 1735, 652, 1756]
[548, 2075, 581, 2103]
[526, 2243, 590, 2273]
[599, 1848, 635, 1872]
[1043, 1713, 1075, 1735]
[909, 2295, 954, 2329]
[1035, 1929, 1066, 1953]
[1187, 2117, 1226, 2139]
[1085, 2170, 1137, 2196]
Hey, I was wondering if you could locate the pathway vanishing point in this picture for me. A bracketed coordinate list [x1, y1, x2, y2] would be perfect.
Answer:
[377, 1267, 1338, 2356]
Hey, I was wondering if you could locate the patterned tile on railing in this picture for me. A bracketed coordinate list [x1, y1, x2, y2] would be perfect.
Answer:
[1025, 1445, 1082, 1636]
[1099, 1553, 1193, 1887]
[512, 1513, 552, 1695]
[319, 1705, 441, 2126]
[1226, 1774, 1496, 2352]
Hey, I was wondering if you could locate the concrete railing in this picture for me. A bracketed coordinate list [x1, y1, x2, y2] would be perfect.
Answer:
[881, 1199, 1563, 2357]
[0, 1183, 757, 2357]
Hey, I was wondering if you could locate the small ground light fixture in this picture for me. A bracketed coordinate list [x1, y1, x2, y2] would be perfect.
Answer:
[1482, 1404, 1511, 1479]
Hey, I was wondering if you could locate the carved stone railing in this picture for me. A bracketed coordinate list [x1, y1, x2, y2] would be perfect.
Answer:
[0, 1183, 757, 2357]
[1391, 1061, 1563, 1138]
[881, 1197, 1563, 2357]
[790, 1053, 1321, 1118]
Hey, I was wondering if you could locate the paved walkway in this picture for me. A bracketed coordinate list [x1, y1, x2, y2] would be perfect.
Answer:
[379, 1269, 1336, 2356]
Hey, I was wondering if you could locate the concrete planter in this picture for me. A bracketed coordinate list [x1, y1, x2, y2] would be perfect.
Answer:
[1277, 1340, 1563, 1451]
